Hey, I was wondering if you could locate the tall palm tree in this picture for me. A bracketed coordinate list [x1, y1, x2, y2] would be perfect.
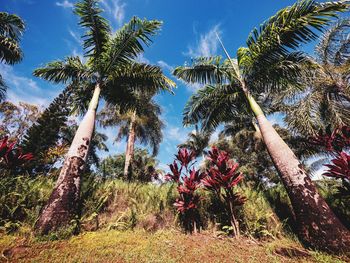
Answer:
[278, 18, 350, 136]
[173, 0, 350, 252]
[0, 12, 25, 101]
[99, 92, 165, 179]
[32, 0, 173, 234]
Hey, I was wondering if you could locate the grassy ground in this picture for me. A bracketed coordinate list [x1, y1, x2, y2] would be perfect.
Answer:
[0, 230, 348, 263]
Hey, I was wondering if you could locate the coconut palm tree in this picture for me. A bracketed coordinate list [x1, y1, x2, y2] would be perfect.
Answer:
[173, 0, 350, 252]
[0, 12, 25, 101]
[278, 18, 350, 136]
[32, 0, 174, 235]
[99, 92, 165, 179]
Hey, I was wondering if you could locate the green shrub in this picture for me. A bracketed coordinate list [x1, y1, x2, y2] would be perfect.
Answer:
[0, 174, 53, 233]
[240, 186, 284, 239]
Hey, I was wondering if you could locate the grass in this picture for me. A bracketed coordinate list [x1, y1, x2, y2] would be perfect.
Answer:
[0, 229, 347, 263]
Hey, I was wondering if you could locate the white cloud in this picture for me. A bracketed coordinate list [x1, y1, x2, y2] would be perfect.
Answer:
[0, 64, 59, 107]
[56, 0, 74, 8]
[157, 60, 174, 72]
[69, 29, 81, 45]
[101, 0, 126, 28]
[185, 24, 222, 58]
[181, 24, 222, 93]
[136, 53, 150, 64]
[167, 127, 184, 143]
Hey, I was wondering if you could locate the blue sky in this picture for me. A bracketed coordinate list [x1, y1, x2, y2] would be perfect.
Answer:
[0, 0, 342, 172]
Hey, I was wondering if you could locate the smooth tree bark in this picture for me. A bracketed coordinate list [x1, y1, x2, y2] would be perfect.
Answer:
[123, 110, 136, 180]
[246, 91, 350, 253]
[35, 83, 101, 235]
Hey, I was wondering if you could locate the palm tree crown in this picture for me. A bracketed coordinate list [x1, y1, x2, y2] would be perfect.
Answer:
[0, 12, 25, 101]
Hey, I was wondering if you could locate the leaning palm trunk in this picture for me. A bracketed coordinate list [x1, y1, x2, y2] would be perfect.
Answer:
[123, 111, 136, 180]
[246, 92, 350, 253]
[35, 83, 101, 235]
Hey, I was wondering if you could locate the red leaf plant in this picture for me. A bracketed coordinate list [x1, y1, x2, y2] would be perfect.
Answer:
[310, 125, 350, 194]
[165, 147, 204, 233]
[202, 146, 246, 237]
[310, 125, 350, 153]
[0, 136, 34, 171]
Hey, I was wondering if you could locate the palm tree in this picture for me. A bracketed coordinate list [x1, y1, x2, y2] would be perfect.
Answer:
[278, 19, 350, 136]
[32, 0, 173, 234]
[99, 91, 165, 179]
[173, 0, 350, 252]
[178, 125, 211, 158]
[0, 12, 25, 101]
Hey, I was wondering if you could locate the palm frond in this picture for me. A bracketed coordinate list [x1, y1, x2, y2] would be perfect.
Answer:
[183, 83, 249, 131]
[103, 17, 162, 74]
[283, 90, 323, 136]
[33, 56, 91, 83]
[74, 0, 110, 58]
[316, 18, 350, 65]
[244, 0, 348, 73]
[173, 56, 238, 85]
[0, 12, 25, 41]
[108, 62, 175, 94]
[249, 51, 312, 94]
[0, 35, 23, 64]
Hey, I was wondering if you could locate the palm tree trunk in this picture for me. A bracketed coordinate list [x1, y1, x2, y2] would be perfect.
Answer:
[35, 83, 101, 235]
[245, 92, 350, 253]
[123, 110, 136, 180]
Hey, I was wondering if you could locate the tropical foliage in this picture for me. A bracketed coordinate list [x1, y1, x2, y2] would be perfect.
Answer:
[0, 12, 25, 101]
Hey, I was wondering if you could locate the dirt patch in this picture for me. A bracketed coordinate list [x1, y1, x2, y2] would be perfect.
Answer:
[274, 246, 311, 259]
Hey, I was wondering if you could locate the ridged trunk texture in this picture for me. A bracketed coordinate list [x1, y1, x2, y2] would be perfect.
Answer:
[35, 84, 101, 235]
[256, 113, 350, 253]
[123, 111, 136, 179]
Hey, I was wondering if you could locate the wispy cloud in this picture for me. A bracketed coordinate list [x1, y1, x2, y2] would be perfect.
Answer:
[101, 0, 126, 28]
[1, 64, 59, 107]
[181, 24, 222, 92]
[185, 24, 222, 58]
[136, 53, 150, 64]
[167, 126, 184, 143]
[69, 29, 81, 45]
[56, 0, 74, 8]
[157, 60, 174, 72]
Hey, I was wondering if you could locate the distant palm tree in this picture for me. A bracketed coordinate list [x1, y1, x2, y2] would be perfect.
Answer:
[179, 125, 211, 158]
[0, 12, 25, 101]
[173, 0, 350, 252]
[99, 92, 164, 179]
[278, 19, 350, 136]
[33, 0, 174, 234]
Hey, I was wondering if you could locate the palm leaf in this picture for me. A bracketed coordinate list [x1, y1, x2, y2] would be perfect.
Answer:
[0, 35, 23, 64]
[103, 17, 162, 74]
[244, 0, 348, 73]
[108, 62, 175, 93]
[316, 18, 350, 65]
[33, 56, 91, 83]
[173, 56, 237, 85]
[74, 0, 110, 58]
[183, 84, 248, 131]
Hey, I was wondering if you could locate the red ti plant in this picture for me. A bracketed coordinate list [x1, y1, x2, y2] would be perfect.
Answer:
[165, 147, 205, 233]
[310, 125, 350, 194]
[0, 136, 34, 171]
[202, 146, 245, 237]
